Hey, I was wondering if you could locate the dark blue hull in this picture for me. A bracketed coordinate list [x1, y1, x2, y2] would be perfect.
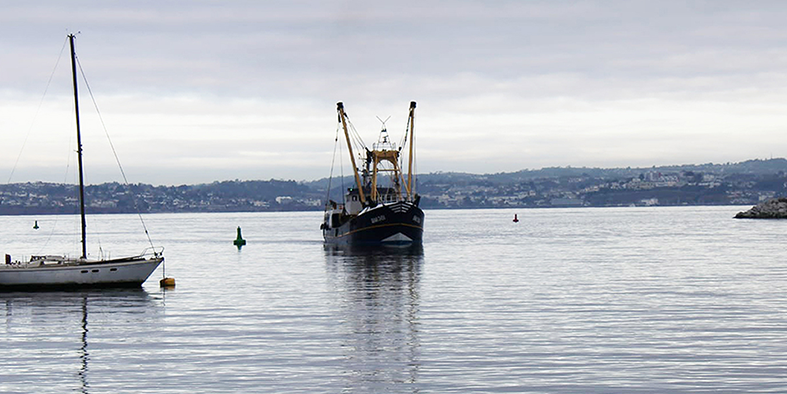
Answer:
[323, 201, 424, 245]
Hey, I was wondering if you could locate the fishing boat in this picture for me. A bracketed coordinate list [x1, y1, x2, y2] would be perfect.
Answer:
[322, 101, 424, 245]
[0, 34, 163, 290]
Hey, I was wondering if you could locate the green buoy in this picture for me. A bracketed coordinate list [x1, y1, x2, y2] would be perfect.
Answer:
[33, 220, 39, 230]
[233, 226, 246, 248]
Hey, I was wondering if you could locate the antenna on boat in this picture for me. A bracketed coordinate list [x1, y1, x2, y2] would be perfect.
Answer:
[376, 116, 391, 138]
[376, 116, 391, 127]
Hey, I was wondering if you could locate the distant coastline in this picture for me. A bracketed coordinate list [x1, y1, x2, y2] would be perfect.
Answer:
[2, 158, 786, 215]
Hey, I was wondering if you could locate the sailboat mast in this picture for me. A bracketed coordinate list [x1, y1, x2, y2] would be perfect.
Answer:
[406, 101, 416, 198]
[69, 34, 87, 259]
[337, 102, 367, 204]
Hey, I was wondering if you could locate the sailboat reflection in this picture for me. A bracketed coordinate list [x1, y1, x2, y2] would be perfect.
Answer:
[1, 289, 158, 394]
[324, 244, 424, 391]
[79, 295, 88, 393]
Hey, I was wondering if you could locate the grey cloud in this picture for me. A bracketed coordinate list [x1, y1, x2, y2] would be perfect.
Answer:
[3, 1, 787, 184]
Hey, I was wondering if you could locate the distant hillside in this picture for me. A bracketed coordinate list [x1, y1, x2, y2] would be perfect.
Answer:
[417, 158, 787, 183]
[306, 158, 787, 188]
[2, 158, 787, 214]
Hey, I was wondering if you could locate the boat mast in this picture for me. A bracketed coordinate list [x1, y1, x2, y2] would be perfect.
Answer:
[337, 102, 367, 205]
[69, 34, 87, 259]
[406, 101, 416, 198]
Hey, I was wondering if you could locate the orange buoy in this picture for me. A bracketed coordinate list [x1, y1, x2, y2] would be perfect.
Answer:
[160, 277, 176, 287]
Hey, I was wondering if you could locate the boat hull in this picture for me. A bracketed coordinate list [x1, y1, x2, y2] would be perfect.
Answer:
[323, 201, 424, 245]
[0, 257, 163, 291]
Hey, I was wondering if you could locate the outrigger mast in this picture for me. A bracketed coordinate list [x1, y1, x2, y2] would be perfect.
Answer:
[406, 101, 416, 198]
[337, 102, 367, 205]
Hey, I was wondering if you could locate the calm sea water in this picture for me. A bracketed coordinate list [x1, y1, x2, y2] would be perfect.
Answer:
[2, 206, 787, 393]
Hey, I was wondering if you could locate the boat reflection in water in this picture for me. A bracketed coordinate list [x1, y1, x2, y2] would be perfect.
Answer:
[323, 244, 424, 392]
[0, 289, 160, 394]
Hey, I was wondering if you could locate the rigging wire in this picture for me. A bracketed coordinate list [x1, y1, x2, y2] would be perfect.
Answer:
[399, 114, 408, 168]
[339, 111, 364, 199]
[34, 129, 78, 257]
[342, 113, 367, 162]
[325, 118, 348, 208]
[399, 115, 408, 150]
[75, 56, 156, 251]
[325, 123, 341, 206]
[5, 37, 69, 184]
[13, 37, 73, 258]
[412, 125, 418, 195]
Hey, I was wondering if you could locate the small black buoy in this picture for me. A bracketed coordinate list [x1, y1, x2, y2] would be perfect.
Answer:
[513, 214, 519, 223]
[233, 226, 246, 248]
[33, 220, 39, 230]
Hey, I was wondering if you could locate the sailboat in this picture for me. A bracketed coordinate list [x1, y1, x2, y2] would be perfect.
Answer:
[0, 34, 163, 290]
[322, 101, 424, 245]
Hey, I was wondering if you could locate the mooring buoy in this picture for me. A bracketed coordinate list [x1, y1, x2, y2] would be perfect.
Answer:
[233, 226, 246, 247]
[160, 277, 176, 287]
[513, 214, 519, 223]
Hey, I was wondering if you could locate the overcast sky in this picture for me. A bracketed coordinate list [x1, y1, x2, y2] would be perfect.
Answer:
[2, 1, 787, 185]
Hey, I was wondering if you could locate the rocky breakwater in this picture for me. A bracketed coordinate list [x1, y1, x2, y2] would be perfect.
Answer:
[735, 197, 787, 218]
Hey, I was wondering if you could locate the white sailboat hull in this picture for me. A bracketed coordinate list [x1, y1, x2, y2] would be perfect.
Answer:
[0, 256, 163, 290]
[0, 35, 165, 292]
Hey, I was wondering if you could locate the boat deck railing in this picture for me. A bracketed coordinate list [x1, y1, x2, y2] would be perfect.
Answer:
[139, 246, 165, 258]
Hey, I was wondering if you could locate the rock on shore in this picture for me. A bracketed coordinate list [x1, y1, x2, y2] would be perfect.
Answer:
[735, 197, 787, 218]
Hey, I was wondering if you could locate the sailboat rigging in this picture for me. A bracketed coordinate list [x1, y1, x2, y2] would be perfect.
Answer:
[0, 34, 164, 290]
